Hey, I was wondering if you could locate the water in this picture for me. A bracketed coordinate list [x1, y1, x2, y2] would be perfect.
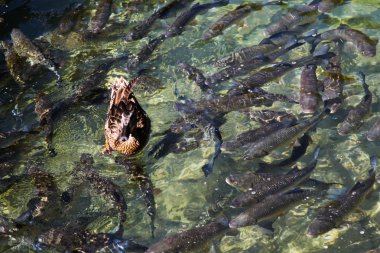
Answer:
[1, 0, 380, 252]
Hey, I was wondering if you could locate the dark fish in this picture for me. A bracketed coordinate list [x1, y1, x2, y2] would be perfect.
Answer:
[36, 225, 147, 252]
[205, 41, 303, 86]
[265, 4, 318, 36]
[221, 118, 297, 152]
[309, 25, 378, 57]
[115, 158, 156, 238]
[321, 42, 344, 113]
[10, 29, 60, 80]
[145, 218, 230, 253]
[57, 3, 84, 35]
[337, 72, 372, 135]
[367, 117, 380, 141]
[178, 62, 208, 91]
[202, 1, 285, 40]
[213, 30, 302, 67]
[0, 41, 32, 85]
[88, 0, 113, 34]
[307, 156, 376, 237]
[226, 169, 337, 192]
[258, 133, 312, 169]
[300, 64, 320, 113]
[35, 92, 55, 156]
[74, 154, 128, 223]
[192, 87, 296, 114]
[15, 163, 60, 224]
[125, 0, 190, 41]
[126, 34, 166, 69]
[231, 147, 319, 208]
[165, 0, 230, 38]
[243, 110, 327, 160]
[229, 188, 319, 230]
[237, 47, 335, 90]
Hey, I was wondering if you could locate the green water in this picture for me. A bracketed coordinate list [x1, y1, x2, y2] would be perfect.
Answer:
[1, 0, 380, 252]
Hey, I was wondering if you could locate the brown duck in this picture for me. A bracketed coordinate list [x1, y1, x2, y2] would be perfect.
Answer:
[103, 77, 151, 156]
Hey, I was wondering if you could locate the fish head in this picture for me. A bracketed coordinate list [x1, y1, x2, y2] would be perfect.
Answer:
[229, 213, 252, 229]
[80, 153, 94, 166]
[225, 175, 239, 187]
[307, 219, 335, 237]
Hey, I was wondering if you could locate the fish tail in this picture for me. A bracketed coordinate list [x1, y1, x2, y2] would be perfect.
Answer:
[212, 0, 229, 6]
[369, 155, 376, 175]
[357, 71, 370, 96]
[311, 146, 320, 162]
[263, 0, 288, 6]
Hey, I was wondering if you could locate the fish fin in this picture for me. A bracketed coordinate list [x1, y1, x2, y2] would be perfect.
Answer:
[348, 181, 366, 193]
[369, 156, 377, 175]
[256, 219, 276, 234]
[284, 187, 304, 194]
[311, 146, 320, 162]
[337, 24, 350, 30]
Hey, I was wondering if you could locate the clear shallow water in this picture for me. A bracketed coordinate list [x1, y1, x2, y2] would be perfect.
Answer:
[1, 0, 380, 252]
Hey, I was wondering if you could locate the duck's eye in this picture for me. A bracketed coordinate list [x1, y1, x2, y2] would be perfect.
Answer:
[120, 136, 128, 142]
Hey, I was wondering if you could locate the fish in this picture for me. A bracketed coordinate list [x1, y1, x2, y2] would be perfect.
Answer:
[307, 156, 377, 237]
[35, 92, 55, 156]
[265, 4, 319, 36]
[57, 3, 84, 35]
[243, 110, 327, 160]
[74, 153, 128, 223]
[367, 117, 380, 141]
[87, 0, 113, 34]
[236, 46, 335, 90]
[300, 64, 320, 114]
[15, 163, 60, 225]
[321, 42, 344, 113]
[10, 28, 60, 80]
[226, 169, 337, 192]
[125, 0, 190, 41]
[221, 118, 297, 152]
[0, 41, 32, 85]
[103, 77, 151, 156]
[36, 224, 147, 252]
[145, 217, 230, 253]
[308, 25, 378, 57]
[229, 188, 319, 230]
[337, 71, 372, 135]
[126, 34, 166, 69]
[115, 158, 156, 238]
[192, 87, 296, 114]
[230, 147, 319, 208]
[205, 41, 303, 86]
[202, 1, 285, 40]
[165, 0, 230, 38]
[258, 133, 312, 170]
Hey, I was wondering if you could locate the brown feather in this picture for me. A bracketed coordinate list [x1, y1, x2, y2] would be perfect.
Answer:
[103, 77, 150, 155]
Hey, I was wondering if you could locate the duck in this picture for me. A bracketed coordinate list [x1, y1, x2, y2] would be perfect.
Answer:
[103, 77, 151, 156]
